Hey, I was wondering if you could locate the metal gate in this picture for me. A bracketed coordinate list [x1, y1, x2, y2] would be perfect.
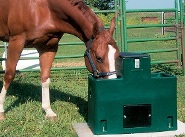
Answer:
[119, 0, 185, 74]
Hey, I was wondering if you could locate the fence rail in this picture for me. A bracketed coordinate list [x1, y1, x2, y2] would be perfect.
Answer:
[120, 0, 185, 75]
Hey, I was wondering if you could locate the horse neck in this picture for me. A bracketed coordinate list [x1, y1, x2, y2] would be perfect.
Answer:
[48, 0, 104, 42]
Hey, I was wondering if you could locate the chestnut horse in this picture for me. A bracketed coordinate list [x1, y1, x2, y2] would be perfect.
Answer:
[0, 0, 120, 120]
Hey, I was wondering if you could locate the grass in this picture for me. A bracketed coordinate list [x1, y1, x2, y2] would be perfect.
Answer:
[0, 68, 184, 136]
[0, 69, 89, 137]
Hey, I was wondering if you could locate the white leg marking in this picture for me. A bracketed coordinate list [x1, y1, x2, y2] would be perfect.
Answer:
[42, 78, 56, 117]
[108, 44, 117, 79]
[0, 84, 7, 112]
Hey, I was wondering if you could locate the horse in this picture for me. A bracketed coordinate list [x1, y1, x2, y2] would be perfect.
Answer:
[0, 0, 120, 120]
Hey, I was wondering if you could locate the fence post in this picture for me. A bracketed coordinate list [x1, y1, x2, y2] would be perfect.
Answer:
[121, 0, 127, 52]
[181, 0, 185, 75]
[161, 12, 165, 35]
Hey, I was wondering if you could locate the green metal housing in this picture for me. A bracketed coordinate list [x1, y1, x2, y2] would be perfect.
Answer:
[88, 52, 177, 135]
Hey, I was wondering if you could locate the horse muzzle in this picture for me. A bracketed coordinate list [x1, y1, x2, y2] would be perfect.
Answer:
[84, 50, 117, 79]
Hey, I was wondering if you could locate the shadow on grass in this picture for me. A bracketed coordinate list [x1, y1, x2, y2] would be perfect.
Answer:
[0, 81, 88, 121]
[151, 64, 183, 76]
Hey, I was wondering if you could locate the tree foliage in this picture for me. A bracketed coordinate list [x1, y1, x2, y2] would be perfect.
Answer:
[84, 0, 114, 10]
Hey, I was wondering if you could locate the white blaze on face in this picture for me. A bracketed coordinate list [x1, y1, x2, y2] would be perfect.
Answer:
[108, 44, 117, 79]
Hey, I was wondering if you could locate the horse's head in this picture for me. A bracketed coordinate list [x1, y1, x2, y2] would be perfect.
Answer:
[84, 17, 120, 79]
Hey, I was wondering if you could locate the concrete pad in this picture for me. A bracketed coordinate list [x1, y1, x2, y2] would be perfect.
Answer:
[72, 120, 185, 137]
[2, 50, 40, 70]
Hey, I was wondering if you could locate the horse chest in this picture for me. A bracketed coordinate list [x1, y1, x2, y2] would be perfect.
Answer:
[25, 34, 61, 48]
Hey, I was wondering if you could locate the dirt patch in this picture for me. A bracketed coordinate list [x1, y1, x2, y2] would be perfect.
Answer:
[52, 61, 85, 67]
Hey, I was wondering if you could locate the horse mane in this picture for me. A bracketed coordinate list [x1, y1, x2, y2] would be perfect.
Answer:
[68, 0, 96, 24]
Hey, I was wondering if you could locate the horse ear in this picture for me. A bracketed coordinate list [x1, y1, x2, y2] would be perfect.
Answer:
[109, 15, 117, 36]
[93, 22, 99, 37]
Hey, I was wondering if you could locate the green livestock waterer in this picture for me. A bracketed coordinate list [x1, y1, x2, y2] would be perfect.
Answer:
[87, 52, 177, 135]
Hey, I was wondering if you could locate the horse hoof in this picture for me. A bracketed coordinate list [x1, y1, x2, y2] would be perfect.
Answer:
[0, 112, 5, 121]
[45, 115, 57, 121]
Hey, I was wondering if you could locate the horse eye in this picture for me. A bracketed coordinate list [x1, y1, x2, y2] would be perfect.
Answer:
[96, 56, 103, 63]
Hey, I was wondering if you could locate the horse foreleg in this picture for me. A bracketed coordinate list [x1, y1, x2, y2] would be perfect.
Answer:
[38, 49, 57, 121]
[0, 85, 6, 120]
[0, 35, 25, 120]
[42, 78, 57, 120]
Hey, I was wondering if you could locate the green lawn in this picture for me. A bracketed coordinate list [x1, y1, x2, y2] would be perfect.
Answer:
[0, 70, 89, 137]
[0, 69, 184, 136]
